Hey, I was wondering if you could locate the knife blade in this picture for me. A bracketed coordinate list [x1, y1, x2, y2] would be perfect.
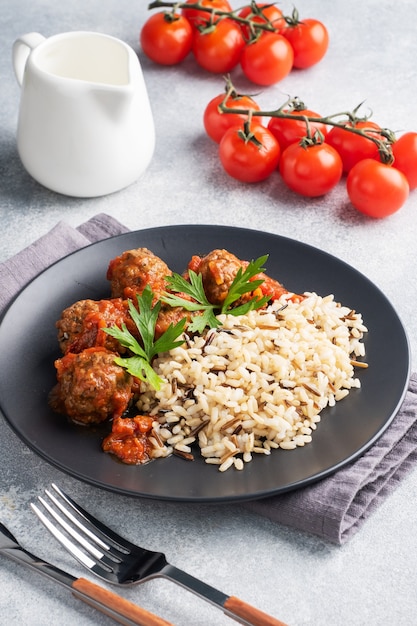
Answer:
[0, 521, 172, 626]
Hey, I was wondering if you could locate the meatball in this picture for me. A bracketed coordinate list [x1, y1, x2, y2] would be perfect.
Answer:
[56, 298, 135, 355]
[188, 248, 290, 306]
[154, 301, 194, 338]
[49, 347, 134, 425]
[187, 249, 243, 305]
[107, 248, 172, 300]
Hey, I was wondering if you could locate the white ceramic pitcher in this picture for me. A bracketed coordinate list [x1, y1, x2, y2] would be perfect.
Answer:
[12, 31, 155, 197]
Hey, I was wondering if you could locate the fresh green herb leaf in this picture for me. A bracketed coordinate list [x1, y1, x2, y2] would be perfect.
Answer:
[228, 295, 271, 317]
[165, 271, 210, 307]
[161, 256, 270, 330]
[128, 288, 160, 361]
[113, 354, 162, 391]
[221, 255, 269, 313]
[104, 284, 186, 390]
[163, 271, 222, 331]
[153, 316, 188, 354]
[187, 309, 220, 334]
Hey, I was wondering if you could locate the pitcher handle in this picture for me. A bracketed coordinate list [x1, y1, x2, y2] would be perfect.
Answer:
[12, 32, 45, 86]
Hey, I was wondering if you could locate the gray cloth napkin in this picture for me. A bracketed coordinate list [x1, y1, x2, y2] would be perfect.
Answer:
[1, 213, 416, 545]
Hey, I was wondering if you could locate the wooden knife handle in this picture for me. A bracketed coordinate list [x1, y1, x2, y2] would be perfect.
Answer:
[72, 577, 173, 626]
[224, 595, 289, 626]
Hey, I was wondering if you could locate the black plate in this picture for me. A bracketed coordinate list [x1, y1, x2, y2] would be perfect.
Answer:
[0, 225, 410, 502]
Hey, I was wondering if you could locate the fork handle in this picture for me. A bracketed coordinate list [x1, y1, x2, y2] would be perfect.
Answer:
[224, 596, 288, 626]
[72, 577, 173, 626]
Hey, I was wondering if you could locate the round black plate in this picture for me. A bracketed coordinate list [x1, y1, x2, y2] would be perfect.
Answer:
[0, 225, 410, 502]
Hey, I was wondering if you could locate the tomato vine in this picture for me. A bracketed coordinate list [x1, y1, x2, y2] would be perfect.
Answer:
[148, 0, 284, 38]
[218, 77, 396, 164]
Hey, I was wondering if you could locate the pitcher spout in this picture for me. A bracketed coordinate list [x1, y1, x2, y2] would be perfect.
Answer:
[91, 84, 135, 123]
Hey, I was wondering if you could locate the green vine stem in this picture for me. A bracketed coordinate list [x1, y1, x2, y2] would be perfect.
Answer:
[219, 77, 396, 163]
[147, 0, 286, 36]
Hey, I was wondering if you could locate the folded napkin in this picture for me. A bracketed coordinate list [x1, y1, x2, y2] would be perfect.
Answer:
[1, 214, 416, 545]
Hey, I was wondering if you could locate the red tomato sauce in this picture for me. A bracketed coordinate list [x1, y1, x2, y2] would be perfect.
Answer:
[102, 415, 154, 464]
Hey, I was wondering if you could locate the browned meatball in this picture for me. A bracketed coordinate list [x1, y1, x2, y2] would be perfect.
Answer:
[188, 248, 291, 307]
[49, 347, 134, 425]
[107, 248, 172, 300]
[187, 249, 246, 305]
[154, 302, 194, 338]
[56, 298, 135, 355]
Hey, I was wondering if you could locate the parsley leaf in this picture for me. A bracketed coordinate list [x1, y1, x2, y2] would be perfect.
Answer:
[163, 271, 221, 332]
[161, 255, 271, 331]
[221, 254, 269, 313]
[104, 285, 186, 390]
[113, 354, 163, 391]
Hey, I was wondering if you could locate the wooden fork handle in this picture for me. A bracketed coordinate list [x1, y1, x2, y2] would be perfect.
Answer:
[72, 577, 173, 626]
[224, 595, 289, 626]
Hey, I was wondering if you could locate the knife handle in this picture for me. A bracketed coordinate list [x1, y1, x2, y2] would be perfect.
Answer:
[72, 577, 173, 626]
[224, 595, 289, 626]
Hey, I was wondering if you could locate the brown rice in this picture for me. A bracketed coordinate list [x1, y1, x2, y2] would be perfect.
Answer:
[137, 292, 368, 471]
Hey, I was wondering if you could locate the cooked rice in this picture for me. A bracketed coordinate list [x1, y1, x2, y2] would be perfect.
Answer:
[137, 292, 368, 471]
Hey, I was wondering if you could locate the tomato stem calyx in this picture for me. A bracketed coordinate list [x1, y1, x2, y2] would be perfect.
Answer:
[283, 7, 304, 27]
[238, 118, 264, 148]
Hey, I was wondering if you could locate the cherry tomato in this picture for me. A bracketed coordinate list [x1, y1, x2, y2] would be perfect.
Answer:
[192, 19, 245, 73]
[240, 32, 294, 85]
[325, 120, 382, 173]
[282, 18, 329, 69]
[279, 142, 343, 196]
[182, 0, 232, 29]
[219, 123, 281, 183]
[392, 132, 417, 190]
[238, 3, 285, 38]
[347, 159, 409, 218]
[204, 92, 262, 143]
[140, 12, 193, 65]
[268, 109, 328, 151]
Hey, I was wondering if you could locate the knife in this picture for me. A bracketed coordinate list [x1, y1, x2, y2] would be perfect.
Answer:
[0, 521, 172, 626]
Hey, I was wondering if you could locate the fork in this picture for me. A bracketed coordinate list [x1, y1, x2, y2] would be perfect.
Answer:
[32, 484, 288, 626]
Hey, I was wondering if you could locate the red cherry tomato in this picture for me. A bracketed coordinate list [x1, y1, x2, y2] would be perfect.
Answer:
[268, 109, 328, 151]
[204, 92, 262, 143]
[325, 120, 382, 173]
[140, 12, 193, 65]
[392, 132, 417, 190]
[282, 18, 329, 69]
[240, 32, 294, 85]
[192, 19, 245, 73]
[347, 159, 409, 218]
[238, 3, 285, 38]
[279, 142, 343, 196]
[182, 0, 232, 29]
[219, 123, 281, 183]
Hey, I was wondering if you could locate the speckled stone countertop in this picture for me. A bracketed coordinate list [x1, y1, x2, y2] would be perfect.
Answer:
[1, 1, 416, 624]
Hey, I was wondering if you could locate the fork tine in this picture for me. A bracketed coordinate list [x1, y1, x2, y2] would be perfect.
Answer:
[31, 501, 97, 570]
[33, 485, 167, 586]
[44, 488, 111, 552]
[31, 498, 121, 582]
[50, 484, 134, 552]
[33, 496, 107, 561]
